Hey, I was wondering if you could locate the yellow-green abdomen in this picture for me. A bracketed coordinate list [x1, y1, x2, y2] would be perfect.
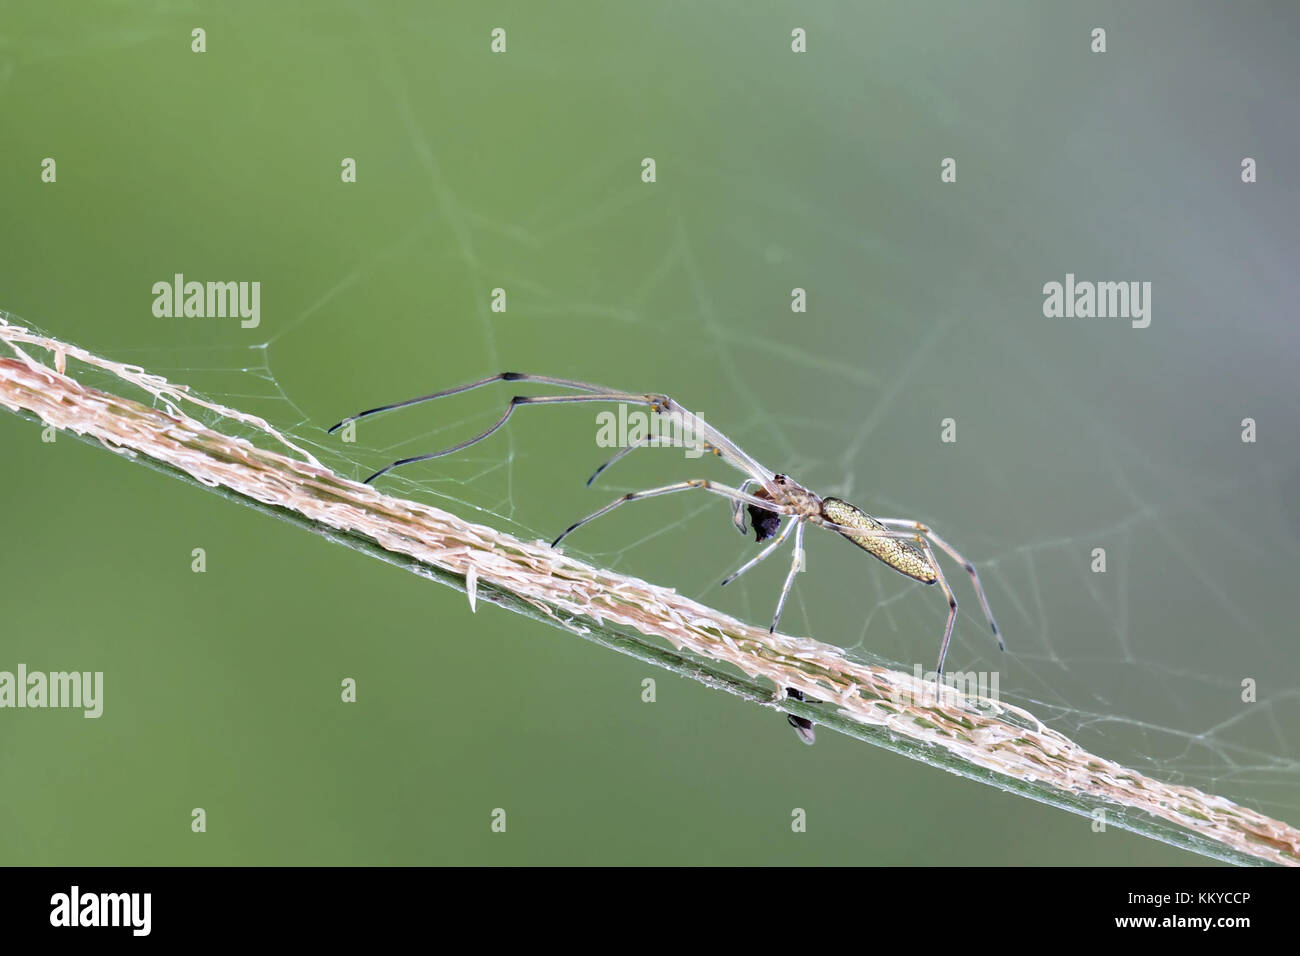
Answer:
[820, 497, 937, 583]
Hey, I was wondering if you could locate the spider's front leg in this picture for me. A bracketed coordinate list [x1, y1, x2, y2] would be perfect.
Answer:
[550, 479, 790, 548]
[767, 519, 807, 634]
[730, 478, 758, 535]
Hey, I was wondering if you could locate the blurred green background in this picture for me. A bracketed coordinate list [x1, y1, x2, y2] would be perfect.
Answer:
[2, 1, 1297, 865]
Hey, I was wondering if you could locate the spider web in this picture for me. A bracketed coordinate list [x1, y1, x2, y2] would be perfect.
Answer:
[90, 199, 1300, 836]
[24, 2, 1300, 834]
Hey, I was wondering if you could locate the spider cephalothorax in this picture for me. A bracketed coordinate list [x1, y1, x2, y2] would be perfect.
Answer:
[749, 475, 821, 540]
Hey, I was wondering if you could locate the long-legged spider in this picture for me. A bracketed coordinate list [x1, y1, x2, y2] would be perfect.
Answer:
[330, 373, 1004, 743]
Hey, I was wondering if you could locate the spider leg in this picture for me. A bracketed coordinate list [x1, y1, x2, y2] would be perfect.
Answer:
[329, 372, 642, 432]
[875, 518, 1003, 650]
[586, 435, 716, 486]
[720, 515, 793, 587]
[812, 518, 939, 544]
[768, 519, 806, 634]
[551, 479, 791, 548]
[911, 535, 959, 676]
[730, 478, 759, 534]
[358, 392, 660, 484]
[587, 435, 654, 486]
[331, 372, 775, 489]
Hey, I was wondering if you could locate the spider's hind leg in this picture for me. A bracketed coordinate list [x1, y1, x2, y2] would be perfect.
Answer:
[875, 518, 1004, 652]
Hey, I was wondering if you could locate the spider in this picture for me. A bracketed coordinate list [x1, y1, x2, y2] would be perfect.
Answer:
[330, 373, 1004, 743]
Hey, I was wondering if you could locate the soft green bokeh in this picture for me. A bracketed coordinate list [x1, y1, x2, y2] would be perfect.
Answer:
[1, 0, 1297, 865]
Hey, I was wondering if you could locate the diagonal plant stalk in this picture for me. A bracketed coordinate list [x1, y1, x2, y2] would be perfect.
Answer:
[1, 310, 1297, 867]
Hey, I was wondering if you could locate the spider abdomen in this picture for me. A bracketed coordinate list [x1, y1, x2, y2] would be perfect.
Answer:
[820, 497, 937, 583]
